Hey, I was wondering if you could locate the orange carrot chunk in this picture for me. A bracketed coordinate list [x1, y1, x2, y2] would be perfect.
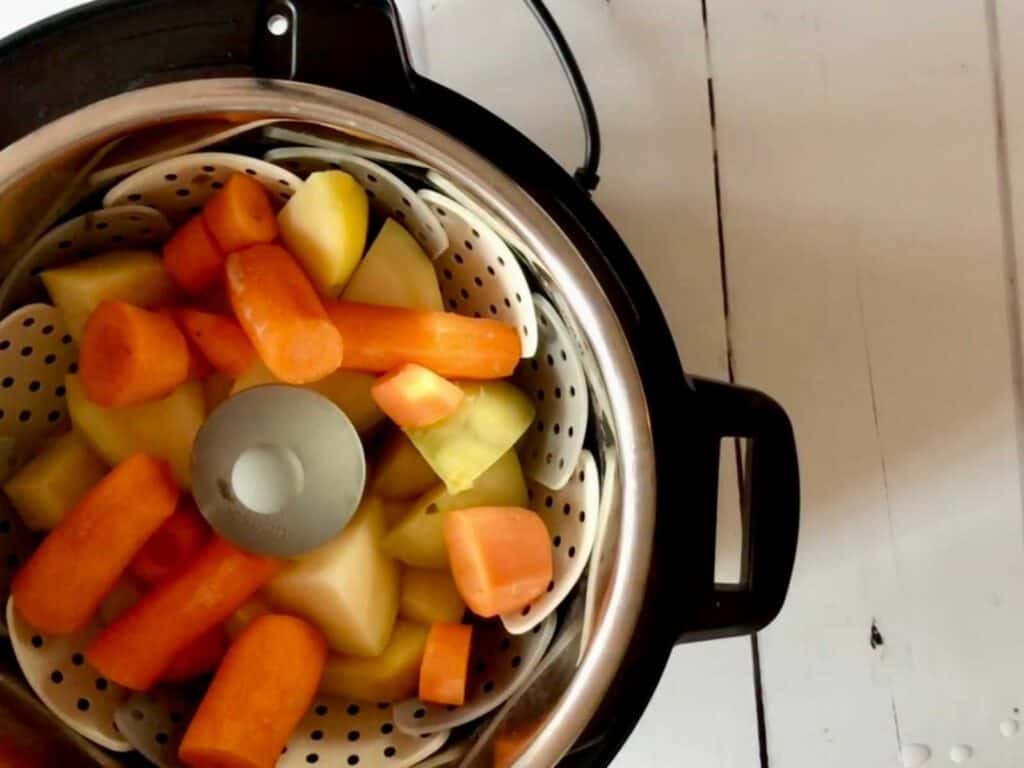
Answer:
[129, 498, 210, 585]
[327, 301, 520, 380]
[179, 615, 326, 768]
[157, 308, 212, 379]
[79, 301, 190, 407]
[161, 626, 228, 683]
[12, 455, 179, 634]
[443, 507, 553, 618]
[175, 308, 257, 378]
[163, 215, 225, 295]
[418, 622, 472, 707]
[86, 537, 280, 691]
[372, 363, 465, 428]
[203, 173, 278, 254]
[227, 244, 343, 384]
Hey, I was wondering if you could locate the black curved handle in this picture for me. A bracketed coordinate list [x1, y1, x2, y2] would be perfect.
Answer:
[676, 377, 799, 643]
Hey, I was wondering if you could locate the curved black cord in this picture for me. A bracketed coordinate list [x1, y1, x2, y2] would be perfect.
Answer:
[522, 0, 602, 192]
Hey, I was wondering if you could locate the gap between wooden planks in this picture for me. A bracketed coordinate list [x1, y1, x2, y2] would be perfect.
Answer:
[707, 0, 1024, 765]
[409, 0, 762, 766]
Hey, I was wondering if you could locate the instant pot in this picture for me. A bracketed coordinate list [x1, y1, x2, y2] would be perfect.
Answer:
[0, 1, 800, 765]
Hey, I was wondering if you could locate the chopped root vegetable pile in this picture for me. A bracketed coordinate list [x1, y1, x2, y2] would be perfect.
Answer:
[6, 167, 571, 767]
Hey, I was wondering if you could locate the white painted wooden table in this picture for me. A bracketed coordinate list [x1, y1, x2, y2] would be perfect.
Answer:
[6, 1, 1024, 765]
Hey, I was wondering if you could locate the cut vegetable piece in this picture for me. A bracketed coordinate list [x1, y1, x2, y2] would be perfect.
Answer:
[175, 308, 257, 377]
[320, 620, 429, 702]
[162, 626, 227, 682]
[86, 537, 280, 690]
[342, 218, 443, 311]
[401, 568, 466, 625]
[328, 301, 521, 379]
[225, 596, 273, 639]
[202, 173, 278, 254]
[278, 170, 369, 296]
[12, 454, 178, 634]
[418, 623, 472, 707]
[444, 507, 553, 618]
[231, 359, 383, 433]
[98, 578, 145, 626]
[406, 382, 534, 493]
[371, 431, 439, 501]
[41, 250, 179, 340]
[66, 375, 205, 487]
[381, 499, 408, 527]
[3, 430, 107, 531]
[179, 615, 326, 768]
[372, 364, 464, 429]
[226, 244, 343, 384]
[264, 497, 399, 656]
[202, 372, 233, 412]
[162, 215, 224, 294]
[79, 301, 190, 407]
[129, 498, 210, 584]
[383, 450, 528, 569]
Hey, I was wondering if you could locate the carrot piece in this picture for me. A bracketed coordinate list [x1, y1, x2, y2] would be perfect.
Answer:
[129, 498, 210, 585]
[79, 301, 190, 407]
[86, 537, 280, 690]
[175, 308, 257, 377]
[157, 308, 212, 379]
[418, 622, 472, 706]
[443, 507, 553, 618]
[11, 454, 179, 634]
[227, 244, 343, 384]
[162, 626, 228, 683]
[371, 363, 465, 428]
[327, 301, 521, 379]
[203, 173, 278, 254]
[163, 215, 225, 295]
[179, 615, 326, 768]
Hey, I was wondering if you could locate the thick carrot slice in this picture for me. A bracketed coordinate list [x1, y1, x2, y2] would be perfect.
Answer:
[418, 622, 472, 706]
[227, 244, 343, 384]
[163, 215, 225, 295]
[86, 537, 280, 690]
[372, 363, 465, 428]
[175, 308, 257, 377]
[12, 454, 179, 634]
[162, 627, 228, 683]
[80, 301, 190, 407]
[327, 301, 521, 379]
[443, 507, 553, 618]
[156, 308, 212, 379]
[203, 173, 278, 254]
[179, 615, 326, 768]
[129, 498, 210, 585]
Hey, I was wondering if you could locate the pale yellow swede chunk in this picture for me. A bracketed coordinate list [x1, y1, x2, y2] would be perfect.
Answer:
[42, 250, 178, 340]
[65, 375, 204, 488]
[371, 431, 439, 501]
[4, 431, 108, 531]
[342, 219, 443, 311]
[383, 450, 528, 569]
[400, 567, 466, 624]
[319, 620, 429, 702]
[265, 496, 400, 656]
[278, 170, 369, 296]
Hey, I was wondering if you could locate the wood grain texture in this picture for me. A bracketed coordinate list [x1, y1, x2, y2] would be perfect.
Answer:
[414, 1, 758, 766]
[707, 1, 1024, 765]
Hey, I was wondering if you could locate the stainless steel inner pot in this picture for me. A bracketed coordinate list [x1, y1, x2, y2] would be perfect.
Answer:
[0, 78, 656, 768]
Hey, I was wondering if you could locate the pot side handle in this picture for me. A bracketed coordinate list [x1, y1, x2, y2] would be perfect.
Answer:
[676, 377, 800, 643]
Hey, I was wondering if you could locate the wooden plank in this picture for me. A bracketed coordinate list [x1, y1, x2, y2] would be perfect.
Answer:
[707, 1, 1024, 765]
[415, 2, 759, 766]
